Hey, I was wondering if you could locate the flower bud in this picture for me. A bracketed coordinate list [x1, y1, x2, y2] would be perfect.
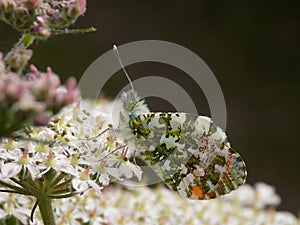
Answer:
[2, 73, 26, 102]
[24, 0, 42, 10]
[46, 67, 61, 89]
[34, 112, 50, 126]
[47, 0, 87, 28]
[69, 0, 87, 17]
[64, 76, 80, 103]
[30, 16, 51, 39]
[1, 0, 88, 39]
[4, 44, 32, 71]
[0, 0, 36, 31]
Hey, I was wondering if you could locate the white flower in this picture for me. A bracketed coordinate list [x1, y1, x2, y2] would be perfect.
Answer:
[0, 148, 39, 179]
[0, 194, 31, 225]
[223, 183, 255, 206]
[118, 160, 142, 181]
[91, 160, 121, 186]
[254, 182, 281, 208]
[273, 211, 299, 225]
[71, 167, 102, 194]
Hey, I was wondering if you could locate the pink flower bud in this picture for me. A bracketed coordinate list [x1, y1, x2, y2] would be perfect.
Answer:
[0, 0, 17, 11]
[53, 91, 65, 105]
[25, 64, 41, 81]
[4, 44, 32, 71]
[66, 77, 77, 91]
[18, 92, 44, 113]
[30, 17, 51, 39]
[64, 77, 80, 104]
[46, 67, 60, 89]
[30, 64, 39, 74]
[3, 73, 26, 102]
[25, 0, 42, 9]
[34, 112, 50, 126]
[75, 0, 87, 15]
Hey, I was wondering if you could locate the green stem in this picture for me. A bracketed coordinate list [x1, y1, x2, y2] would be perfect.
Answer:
[48, 173, 65, 188]
[0, 189, 29, 195]
[17, 33, 35, 48]
[51, 26, 96, 35]
[50, 187, 72, 195]
[11, 178, 40, 196]
[37, 196, 56, 225]
[0, 179, 31, 195]
[49, 192, 77, 199]
[51, 178, 72, 191]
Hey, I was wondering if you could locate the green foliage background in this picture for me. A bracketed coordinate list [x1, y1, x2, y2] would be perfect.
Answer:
[1, 1, 299, 214]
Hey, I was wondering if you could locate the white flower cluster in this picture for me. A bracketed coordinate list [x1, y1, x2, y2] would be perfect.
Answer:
[21, 183, 300, 224]
[0, 99, 142, 201]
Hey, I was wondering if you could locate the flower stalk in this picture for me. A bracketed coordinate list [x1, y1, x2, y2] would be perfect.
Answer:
[37, 197, 56, 225]
[17, 33, 35, 49]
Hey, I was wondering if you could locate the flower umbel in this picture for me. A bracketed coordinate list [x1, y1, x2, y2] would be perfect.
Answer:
[0, 100, 142, 224]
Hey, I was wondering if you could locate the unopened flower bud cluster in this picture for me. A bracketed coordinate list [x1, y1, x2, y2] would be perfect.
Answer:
[0, 52, 79, 136]
[0, 0, 87, 39]
[4, 44, 33, 72]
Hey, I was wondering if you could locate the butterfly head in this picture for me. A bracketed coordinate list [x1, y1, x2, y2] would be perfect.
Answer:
[118, 89, 149, 145]
[121, 89, 149, 119]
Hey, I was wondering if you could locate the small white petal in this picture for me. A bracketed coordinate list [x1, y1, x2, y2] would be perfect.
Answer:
[1, 163, 22, 178]
[125, 161, 143, 181]
[26, 164, 40, 180]
[106, 167, 120, 178]
[72, 178, 88, 192]
[98, 172, 110, 186]
[88, 181, 103, 195]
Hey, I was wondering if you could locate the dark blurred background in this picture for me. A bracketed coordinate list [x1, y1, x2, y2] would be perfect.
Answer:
[1, 1, 299, 214]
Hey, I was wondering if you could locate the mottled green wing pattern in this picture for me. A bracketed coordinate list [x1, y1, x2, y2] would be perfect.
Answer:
[128, 112, 247, 200]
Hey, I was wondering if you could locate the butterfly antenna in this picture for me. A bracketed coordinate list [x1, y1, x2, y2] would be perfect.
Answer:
[113, 45, 134, 91]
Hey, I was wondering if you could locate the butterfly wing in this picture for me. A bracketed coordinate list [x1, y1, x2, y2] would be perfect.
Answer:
[129, 112, 246, 200]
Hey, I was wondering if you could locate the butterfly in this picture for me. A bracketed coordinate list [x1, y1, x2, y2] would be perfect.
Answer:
[114, 45, 247, 200]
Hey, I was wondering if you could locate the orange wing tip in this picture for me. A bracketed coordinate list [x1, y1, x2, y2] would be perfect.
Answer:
[192, 185, 204, 198]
